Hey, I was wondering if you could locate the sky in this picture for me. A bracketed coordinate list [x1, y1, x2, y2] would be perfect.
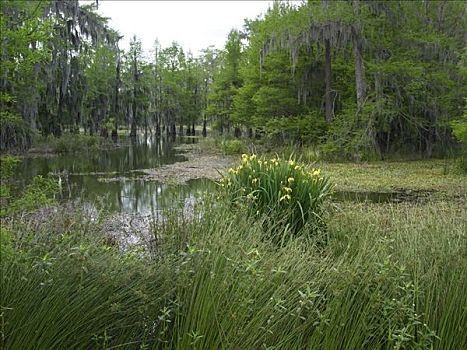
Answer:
[90, 1, 277, 56]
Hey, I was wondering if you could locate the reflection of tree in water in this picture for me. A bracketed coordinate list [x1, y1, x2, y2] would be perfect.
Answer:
[16, 135, 205, 213]
[118, 178, 215, 214]
[17, 135, 189, 182]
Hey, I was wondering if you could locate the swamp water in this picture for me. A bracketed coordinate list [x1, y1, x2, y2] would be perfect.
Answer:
[17, 135, 215, 213]
[15, 137, 428, 248]
[16, 136, 215, 248]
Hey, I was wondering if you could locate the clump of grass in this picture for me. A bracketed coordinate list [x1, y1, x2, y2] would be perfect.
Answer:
[219, 154, 332, 238]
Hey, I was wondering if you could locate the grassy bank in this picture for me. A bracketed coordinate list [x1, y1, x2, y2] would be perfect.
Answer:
[1, 195, 466, 349]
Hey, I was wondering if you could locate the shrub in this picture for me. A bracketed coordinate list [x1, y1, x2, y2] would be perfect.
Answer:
[219, 154, 332, 240]
[0, 155, 59, 217]
[220, 139, 246, 155]
[4, 176, 59, 216]
[0, 154, 20, 180]
[48, 133, 102, 154]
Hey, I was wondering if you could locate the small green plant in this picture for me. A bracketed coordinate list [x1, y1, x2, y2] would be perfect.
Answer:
[219, 154, 332, 239]
[0, 155, 20, 180]
[7, 176, 59, 214]
[0, 155, 59, 216]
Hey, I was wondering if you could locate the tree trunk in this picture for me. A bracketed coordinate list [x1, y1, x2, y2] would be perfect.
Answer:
[202, 118, 207, 137]
[353, 36, 366, 112]
[352, 1, 366, 112]
[324, 39, 333, 123]
[155, 113, 161, 137]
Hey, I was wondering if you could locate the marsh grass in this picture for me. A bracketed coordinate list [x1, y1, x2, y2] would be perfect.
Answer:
[1, 196, 465, 349]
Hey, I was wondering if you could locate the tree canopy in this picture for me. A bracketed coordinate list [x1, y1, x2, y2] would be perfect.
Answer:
[1, 0, 465, 159]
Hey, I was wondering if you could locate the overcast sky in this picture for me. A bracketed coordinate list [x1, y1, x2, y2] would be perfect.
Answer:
[91, 1, 277, 56]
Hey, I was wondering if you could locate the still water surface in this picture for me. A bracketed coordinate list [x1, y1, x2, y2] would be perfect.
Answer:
[17, 136, 213, 213]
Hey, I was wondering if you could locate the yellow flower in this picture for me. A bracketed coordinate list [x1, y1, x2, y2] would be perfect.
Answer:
[249, 154, 257, 161]
[242, 154, 248, 160]
[288, 160, 295, 167]
[287, 177, 294, 184]
[279, 194, 291, 202]
[247, 193, 258, 201]
[252, 178, 258, 185]
[228, 168, 235, 174]
[283, 186, 292, 194]
[312, 169, 321, 177]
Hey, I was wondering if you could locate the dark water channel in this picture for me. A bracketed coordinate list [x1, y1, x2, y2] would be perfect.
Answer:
[17, 135, 213, 214]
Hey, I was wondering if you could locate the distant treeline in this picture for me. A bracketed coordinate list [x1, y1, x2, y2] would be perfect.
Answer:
[1, 0, 465, 159]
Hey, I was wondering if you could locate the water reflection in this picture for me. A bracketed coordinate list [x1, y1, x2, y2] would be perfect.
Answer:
[16, 135, 211, 213]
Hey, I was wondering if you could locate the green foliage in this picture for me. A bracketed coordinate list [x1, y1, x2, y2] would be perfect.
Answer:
[220, 139, 246, 155]
[0, 111, 34, 151]
[219, 154, 332, 239]
[6, 176, 59, 216]
[0, 154, 20, 180]
[0, 227, 15, 259]
[207, 29, 243, 132]
[261, 113, 328, 144]
[0, 155, 19, 213]
[450, 110, 467, 144]
[1, 198, 465, 349]
[0, 155, 59, 217]
[44, 134, 102, 154]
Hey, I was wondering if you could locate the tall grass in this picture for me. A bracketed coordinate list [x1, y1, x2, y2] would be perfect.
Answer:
[1, 199, 466, 349]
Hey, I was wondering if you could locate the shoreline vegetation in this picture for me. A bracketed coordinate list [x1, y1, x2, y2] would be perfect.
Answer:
[1, 134, 466, 349]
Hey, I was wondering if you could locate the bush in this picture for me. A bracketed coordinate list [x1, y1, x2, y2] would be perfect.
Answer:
[7, 175, 60, 214]
[0, 155, 59, 217]
[219, 154, 332, 240]
[0, 154, 20, 180]
[220, 139, 246, 155]
[53, 133, 101, 154]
